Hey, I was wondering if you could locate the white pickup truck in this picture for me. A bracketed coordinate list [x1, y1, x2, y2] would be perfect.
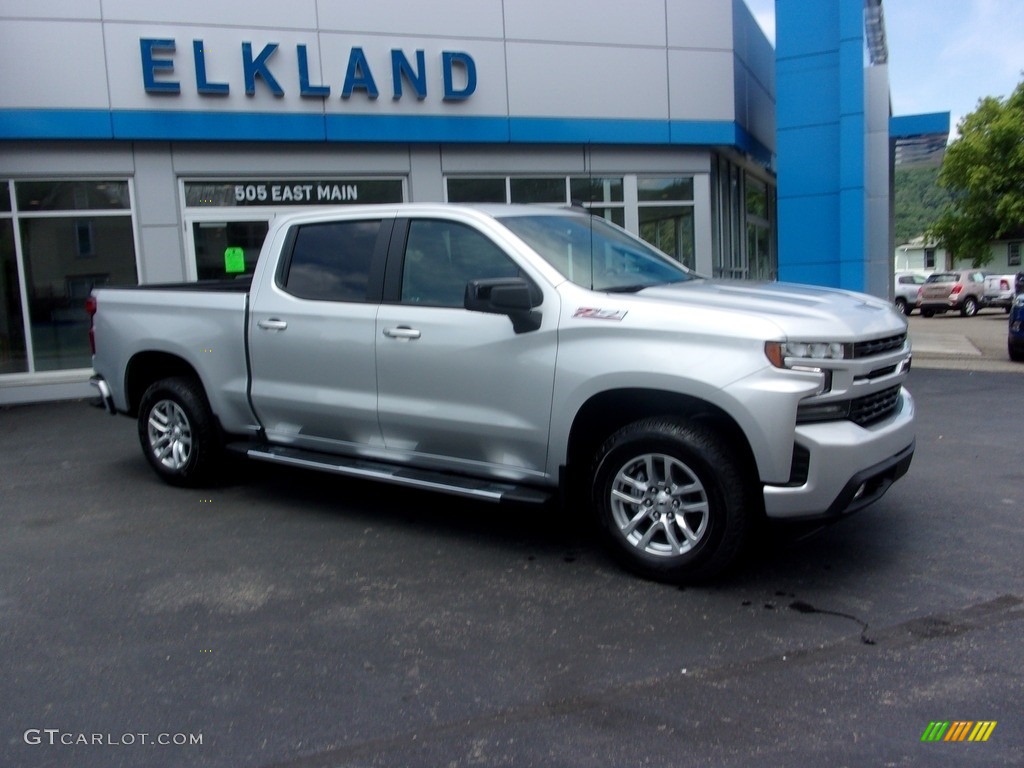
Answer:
[88, 204, 915, 582]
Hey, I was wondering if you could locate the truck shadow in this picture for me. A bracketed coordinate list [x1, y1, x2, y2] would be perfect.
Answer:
[222, 457, 898, 589]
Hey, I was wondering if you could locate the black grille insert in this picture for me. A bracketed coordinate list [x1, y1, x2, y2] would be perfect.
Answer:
[852, 334, 906, 358]
[849, 385, 902, 427]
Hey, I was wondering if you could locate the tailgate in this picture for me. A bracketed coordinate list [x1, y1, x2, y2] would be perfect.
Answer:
[921, 283, 952, 299]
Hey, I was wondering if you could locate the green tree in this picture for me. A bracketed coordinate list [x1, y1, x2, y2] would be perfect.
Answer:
[894, 165, 949, 245]
[930, 77, 1024, 267]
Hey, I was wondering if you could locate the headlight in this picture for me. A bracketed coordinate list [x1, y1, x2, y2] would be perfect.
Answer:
[1014, 294, 1024, 308]
[765, 341, 848, 369]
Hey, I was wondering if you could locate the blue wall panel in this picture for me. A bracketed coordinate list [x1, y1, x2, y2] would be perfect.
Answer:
[777, 124, 840, 195]
[777, 0, 868, 291]
[774, 0, 839, 58]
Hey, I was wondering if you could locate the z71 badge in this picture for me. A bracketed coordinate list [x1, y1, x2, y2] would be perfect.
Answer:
[573, 307, 628, 321]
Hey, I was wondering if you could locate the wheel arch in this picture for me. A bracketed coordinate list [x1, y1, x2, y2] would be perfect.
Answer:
[124, 352, 203, 418]
[564, 388, 761, 505]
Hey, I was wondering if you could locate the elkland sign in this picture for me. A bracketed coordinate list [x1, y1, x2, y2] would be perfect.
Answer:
[140, 38, 478, 102]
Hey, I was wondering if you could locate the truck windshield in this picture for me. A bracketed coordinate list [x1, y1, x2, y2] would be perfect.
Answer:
[497, 213, 696, 292]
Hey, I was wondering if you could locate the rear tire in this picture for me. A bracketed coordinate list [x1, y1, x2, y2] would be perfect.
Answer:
[590, 418, 751, 583]
[960, 296, 979, 317]
[137, 376, 220, 487]
[921, 309, 935, 318]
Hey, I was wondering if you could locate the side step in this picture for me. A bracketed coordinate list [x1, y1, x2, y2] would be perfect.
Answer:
[229, 443, 552, 505]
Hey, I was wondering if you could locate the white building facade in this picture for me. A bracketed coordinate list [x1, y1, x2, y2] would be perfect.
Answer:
[0, 0, 780, 402]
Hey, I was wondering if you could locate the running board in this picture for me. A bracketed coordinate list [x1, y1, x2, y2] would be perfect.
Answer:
[231, 443, 552, 505]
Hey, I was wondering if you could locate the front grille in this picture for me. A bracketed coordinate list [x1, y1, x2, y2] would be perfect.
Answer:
[849, 385, 902, 427]
[852, 333, 906, 358]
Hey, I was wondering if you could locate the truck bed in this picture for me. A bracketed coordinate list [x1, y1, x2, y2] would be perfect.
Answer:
[90, 282, 257, 434]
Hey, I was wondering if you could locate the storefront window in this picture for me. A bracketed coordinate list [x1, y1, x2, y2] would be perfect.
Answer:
[638, 177, 694, 202]
[710, 156, 776, 280]
[570, 177, 624, 204]
[510, 178, 565, 204]
[0, 218, 28, 374]
[445, 175, 625, 225]
[20, 215, 138, 371]
[637, 176, 696, 268]
[570, 177, 626, 226]
[2, 180, 139, 374]
[16, 180, 130, 212]
[447, 178, 506, 203]
[640, 207, 695, 267]
[745, 176, 775, 281]
[746, 178, 768, 219]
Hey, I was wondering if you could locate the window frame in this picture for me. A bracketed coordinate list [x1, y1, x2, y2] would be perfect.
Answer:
[275, 217, 392, 304]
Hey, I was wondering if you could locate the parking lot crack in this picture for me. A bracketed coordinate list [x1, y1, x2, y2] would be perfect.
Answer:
[787, 600, 876, 645]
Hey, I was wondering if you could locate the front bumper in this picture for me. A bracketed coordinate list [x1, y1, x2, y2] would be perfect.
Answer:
[763, 387, 915, 519]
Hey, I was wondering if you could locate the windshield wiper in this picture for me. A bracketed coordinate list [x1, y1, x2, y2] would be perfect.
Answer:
[603, 283, 653, 293]
[603, 278, 693, 293]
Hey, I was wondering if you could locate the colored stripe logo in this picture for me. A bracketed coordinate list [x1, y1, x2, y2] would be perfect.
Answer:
[921, 721, 997, 742]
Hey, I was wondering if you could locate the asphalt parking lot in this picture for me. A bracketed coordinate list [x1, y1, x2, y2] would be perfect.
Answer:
[1, 318, 1021, 767]
[908, 305, 1020, 372]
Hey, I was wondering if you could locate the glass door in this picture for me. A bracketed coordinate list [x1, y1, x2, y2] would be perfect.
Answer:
[186, 216, 270, 281]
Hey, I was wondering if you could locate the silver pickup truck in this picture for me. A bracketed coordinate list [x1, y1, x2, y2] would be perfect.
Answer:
[89, 204, 915, 582]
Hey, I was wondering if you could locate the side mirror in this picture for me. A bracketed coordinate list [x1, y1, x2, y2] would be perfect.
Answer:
[465, 278, 542, 334]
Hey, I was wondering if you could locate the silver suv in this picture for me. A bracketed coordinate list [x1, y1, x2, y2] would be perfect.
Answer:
[917, 270, 987, 317]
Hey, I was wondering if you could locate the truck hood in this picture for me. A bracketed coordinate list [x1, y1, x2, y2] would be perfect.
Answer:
[631, 279, 907, 340]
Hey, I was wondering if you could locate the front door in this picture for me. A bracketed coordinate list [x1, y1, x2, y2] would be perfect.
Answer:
[375, 217, 558, 481]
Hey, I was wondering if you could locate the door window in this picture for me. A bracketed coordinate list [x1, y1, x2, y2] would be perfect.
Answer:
[400, 220, 519, 307]
[280, 219, 383, 302]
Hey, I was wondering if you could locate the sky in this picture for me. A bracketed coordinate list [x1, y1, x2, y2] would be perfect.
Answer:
[743, 0, 1024, 138]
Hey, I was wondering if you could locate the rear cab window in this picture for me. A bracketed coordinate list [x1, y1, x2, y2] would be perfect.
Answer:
[279, 219, 386, 302]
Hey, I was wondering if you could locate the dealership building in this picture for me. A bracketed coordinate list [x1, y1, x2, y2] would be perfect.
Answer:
[0, 0, 947, 403]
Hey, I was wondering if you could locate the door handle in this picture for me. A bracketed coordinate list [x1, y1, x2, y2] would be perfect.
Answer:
[383, 326, 422, 341]
[257, 318, 288, 332]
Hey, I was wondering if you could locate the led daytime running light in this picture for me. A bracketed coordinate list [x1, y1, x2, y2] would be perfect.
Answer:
[765, 341, 847, 368]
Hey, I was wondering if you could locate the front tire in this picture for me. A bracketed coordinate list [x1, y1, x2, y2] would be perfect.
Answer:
[137, 376, 220, 487]
[894, 297, 909, 315]
[590, 418, 750, 583]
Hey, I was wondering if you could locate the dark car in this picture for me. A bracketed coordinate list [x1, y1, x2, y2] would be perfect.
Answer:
[1010, 293, 1024, 362]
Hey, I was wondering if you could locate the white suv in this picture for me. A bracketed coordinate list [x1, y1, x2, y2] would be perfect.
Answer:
[894, 272, 927, 315]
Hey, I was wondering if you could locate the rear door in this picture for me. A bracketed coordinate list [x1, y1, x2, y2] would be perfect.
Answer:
[248, 214, 393, 454]
[374, 215, 559, 481]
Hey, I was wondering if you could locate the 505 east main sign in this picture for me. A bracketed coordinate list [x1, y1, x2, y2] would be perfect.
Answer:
[140, 38, 478, 101]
